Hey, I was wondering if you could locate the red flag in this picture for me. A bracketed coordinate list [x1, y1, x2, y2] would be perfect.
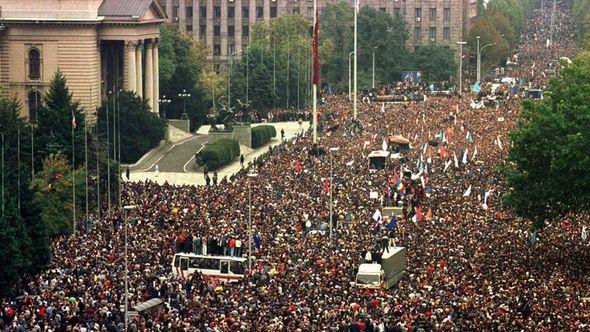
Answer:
[323, 179, 329, 195]
[415, 207, 423, 222]
[312, 10, 320, 85]
[295, 159, 301, 173]
[425, 207, 432, 221]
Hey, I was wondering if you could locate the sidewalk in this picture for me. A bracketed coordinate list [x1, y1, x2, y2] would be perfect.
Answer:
[126, 121, 310, 186]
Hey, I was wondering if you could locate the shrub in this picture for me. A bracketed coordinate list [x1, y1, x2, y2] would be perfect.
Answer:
[196, 138, 241, 170]
[251, 125, 277, 148]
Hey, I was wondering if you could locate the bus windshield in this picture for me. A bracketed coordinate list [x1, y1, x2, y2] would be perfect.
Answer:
[356, 274, 381, 286]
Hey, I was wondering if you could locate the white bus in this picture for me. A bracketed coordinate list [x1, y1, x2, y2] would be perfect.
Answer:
[172, 253, 247, 281]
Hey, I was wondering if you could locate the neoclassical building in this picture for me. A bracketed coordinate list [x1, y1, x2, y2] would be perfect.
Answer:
[0, 0, 167, 121]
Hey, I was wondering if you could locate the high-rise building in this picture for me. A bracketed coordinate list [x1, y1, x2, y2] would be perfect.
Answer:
[159, 0, 477, 72]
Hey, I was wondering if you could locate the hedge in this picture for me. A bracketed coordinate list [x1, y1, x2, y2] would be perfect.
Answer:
[195, 138, 241, 170]
[251, 125, 277, 148]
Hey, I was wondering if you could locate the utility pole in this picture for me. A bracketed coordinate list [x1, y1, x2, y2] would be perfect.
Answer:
[457, 41, 467, 95]
[353, 0, 358, 120]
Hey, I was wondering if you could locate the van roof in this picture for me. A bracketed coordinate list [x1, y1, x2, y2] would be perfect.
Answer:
[358, 263, 382, 274]
[382, 246, 405, 260]
[174, 253, 247, 262]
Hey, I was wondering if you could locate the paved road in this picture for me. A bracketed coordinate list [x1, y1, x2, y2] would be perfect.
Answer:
[143, 135, 209, 172]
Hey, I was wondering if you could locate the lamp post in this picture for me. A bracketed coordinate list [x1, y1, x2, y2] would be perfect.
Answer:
[178, 90, 191, 119]
[329, 147, 339, 238]
[457, 41, 467, 95]
[123, 204, 137, 331]
[476, 36, 497, 83]
[372, 47, 377, 89]
[159, 96, 171, 119]
[353, 0, 358, 119]
[247, 173, 257, 270]
[348, 51, 355, 101]
[229, 50, 243, 110]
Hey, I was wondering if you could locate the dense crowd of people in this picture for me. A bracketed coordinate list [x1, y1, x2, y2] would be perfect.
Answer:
[1, 5, 589, 332]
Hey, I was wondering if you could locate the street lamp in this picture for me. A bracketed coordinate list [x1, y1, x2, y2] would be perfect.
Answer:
[372, 47, 377, 89]
[476, 36, 496, 83]
[457, 41, 467, 95]
[247, 173, 258, 270]
[229, 50, 243, 111]
[158, 95, 171, 119]
[123, 204, 137, 331]
[348, 51, 355, 101]
[329, 147, 339, 238]
[178, 90, 191, 119]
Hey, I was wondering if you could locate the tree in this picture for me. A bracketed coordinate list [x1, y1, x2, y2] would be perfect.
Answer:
[573, 0, 590, 44]
[97, 91, 166, 164]
[467, 16, 511, 70]
[31, 153, 85, 236]
[0, 94, 50, 273]
[0, 199, 24, 297]
[503, 53, 590, 228]
[412, 45, 456, 82]
[34, 70, 86, 170]
[319, 2, 354, 91]
[159, 24, 209, 129]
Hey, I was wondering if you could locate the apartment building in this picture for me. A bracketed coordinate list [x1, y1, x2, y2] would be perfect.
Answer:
[159, 0, 477, 71]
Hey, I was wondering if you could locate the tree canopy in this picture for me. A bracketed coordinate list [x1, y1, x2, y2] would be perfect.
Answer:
[503, 52, 590, 228]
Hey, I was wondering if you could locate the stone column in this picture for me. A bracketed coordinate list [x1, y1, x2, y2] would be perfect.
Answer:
[166, 0, 173, 19]
[179, 0, 186, 32]
[153, 39, 160, 115]
[126, 41, 137, 92]
[135, 40, 143, 98]
[145, 40, 154, 111]
[235, 0, 242, 52]
[264, 0, 270, 23]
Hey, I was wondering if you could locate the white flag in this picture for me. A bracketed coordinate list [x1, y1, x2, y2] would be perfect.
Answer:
[582, 226, 588, 241]
[382, 139, 388, 152]
[462, 149, 468, 164]
[444, 159, 452, 172]
[372, 209, 382, 222]
[472, 146, 478, 161]
[381, 102, 385, 113]
[497, 136, 503, 150]
[463, 185, 472, 197]
[454, 152, 459, 168]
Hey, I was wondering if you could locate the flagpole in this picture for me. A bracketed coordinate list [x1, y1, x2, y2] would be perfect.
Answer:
[118, 91, 122, 209]
[17, 127, 21, 213]
[1, 132, 4, 217]
[106, 91, 111, 217]
[85, 88, 89, 226]
[72, 109, 76, 235]
[96, 125, 100, 221]
[353, 0, 358, 120]
[312, 0, 318, 144]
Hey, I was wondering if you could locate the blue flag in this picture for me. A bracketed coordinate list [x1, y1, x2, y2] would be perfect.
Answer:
[386, 216, 398, 230]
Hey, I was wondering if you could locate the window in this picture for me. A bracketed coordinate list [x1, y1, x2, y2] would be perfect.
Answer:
[214, 64, 220, 74]
[200, 25, 206, 39]
[379, 7, 386, 12]
[214, 25, 221, 36]
[229, 43, 235, 55]
[270, 6, 277, 17]
[180, 258, 188, 270]
[429, 27, 436, 41]
[228, 6, 235, 18]
[443, 27, 450, 39]
[242, 7, 249, 18]
[429, 8, 436, 20]
[200, 6, 206, 18]
[186, 24, 193, 32]
[214, 44, 221, 55]
[414, 27, 421, 39]
[28, 90, 41, 123]
[256, 6, 263, 18]
[415, 7, 421, 18]
[230, 261, 245, 274]
[214, 6, 221, 18]
[228, 25, 235, 37]
[173, 5, 178, 19]
[443, 8, 450, 21]
[243, 25, 249, 37]
[293, 7, 300, 15]
[28, 48, 41, 80]
[187, 6, 193, 18]
[394, 7, 400, 17]
[307, 7, 313, 19]
[220, 261, 229, 274]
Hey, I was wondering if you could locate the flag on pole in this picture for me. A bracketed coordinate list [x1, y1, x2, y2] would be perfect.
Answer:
[425, 207, 432, 221]
[444, 159, 452, 172]
[453, 152, 459, 168]
[72, 115, 77, 129]
[463, 185, 472, 197]
[582, 226, 588, 241]
[466, 131, 474, 143]
[295, 159, 302, 173]
[312, 9, 320, 85]
[462, 148, 468, 164]
[385, 215, 398, 229]
[323, 178, 329, 195]
[497, 136, 503, 150]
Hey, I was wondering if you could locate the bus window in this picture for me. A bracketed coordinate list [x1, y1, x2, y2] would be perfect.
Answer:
[189, 257, 199, 269]
[174, 256, 180, 267]
[180, 257, 188, 270]
[220, 261, 229, 274]
[230, 261, 245, 275]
